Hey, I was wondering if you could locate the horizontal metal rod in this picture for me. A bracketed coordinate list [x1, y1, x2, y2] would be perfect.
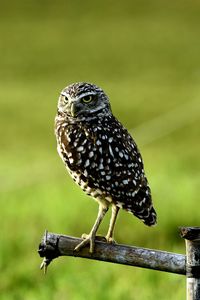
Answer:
[38, 231, 186, 275]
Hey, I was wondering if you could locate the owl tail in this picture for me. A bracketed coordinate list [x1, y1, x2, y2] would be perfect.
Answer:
[130, 184, 157, 226]
[143, 206, 157, 226]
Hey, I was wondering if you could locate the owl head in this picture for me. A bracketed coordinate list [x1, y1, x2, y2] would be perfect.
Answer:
[57, 82, 111, 120]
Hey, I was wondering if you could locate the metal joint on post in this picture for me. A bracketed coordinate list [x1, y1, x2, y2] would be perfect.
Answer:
[180, 227, 200, 300]
[38, 230, 60, 273]
[186, 266, 200, 279]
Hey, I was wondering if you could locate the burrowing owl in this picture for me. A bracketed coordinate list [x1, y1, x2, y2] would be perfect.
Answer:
[55, 82, 157, 253]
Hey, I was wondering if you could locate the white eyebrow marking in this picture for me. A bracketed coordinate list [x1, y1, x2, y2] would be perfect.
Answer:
[61, 92, 68, 97]
[80, 92, 96, 98]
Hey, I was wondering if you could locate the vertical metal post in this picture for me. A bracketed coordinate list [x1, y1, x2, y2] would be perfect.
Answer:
[180, 227, 200, 300]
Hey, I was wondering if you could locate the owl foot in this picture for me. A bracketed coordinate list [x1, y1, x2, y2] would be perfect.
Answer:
[82, 233, 107, 242]
[74, 234, 107, 253]
[105, 236, 117, 244]
[74, 233, 96, 253]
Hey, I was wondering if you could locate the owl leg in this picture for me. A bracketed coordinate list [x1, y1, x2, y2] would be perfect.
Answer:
[106, 204, 119, 243]
[74, 203, 108, 253]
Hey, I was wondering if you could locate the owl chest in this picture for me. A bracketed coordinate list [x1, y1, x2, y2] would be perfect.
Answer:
[57, 124, 100, 181]
[57, 124, 112, 195]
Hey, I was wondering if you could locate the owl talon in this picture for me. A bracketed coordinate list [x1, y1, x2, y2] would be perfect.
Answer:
[106, 236, 117, 244]
[81, 233, 106, 242]
[81, 233, 89, 239]
[74, 233, 95, 253]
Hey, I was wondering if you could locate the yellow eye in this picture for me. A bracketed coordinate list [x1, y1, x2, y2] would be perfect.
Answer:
[82, 95, 93, 103]
[63, 96, 68, 103]
[61, 93, 68, 103]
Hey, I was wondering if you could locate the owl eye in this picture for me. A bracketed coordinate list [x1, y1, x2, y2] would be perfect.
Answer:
[63, 96, 68, 103]
[82, 95, 93, 103]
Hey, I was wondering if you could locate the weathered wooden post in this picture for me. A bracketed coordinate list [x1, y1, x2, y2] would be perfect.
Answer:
[38, 228, 200, 299]
[38, 231, 186, 275]
[180, 227, 200, 300]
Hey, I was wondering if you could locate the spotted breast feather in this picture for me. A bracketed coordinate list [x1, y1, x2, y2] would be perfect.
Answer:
[56, 114, 156, 226]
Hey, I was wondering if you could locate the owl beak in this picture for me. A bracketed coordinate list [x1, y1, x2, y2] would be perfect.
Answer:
[70, 102, 77, 117]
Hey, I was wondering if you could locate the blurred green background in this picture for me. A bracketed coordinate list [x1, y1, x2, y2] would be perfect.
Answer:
[1, 0, 200, 299]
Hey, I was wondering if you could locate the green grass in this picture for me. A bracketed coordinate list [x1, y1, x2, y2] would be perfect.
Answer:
[1, 0, 200, 299]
